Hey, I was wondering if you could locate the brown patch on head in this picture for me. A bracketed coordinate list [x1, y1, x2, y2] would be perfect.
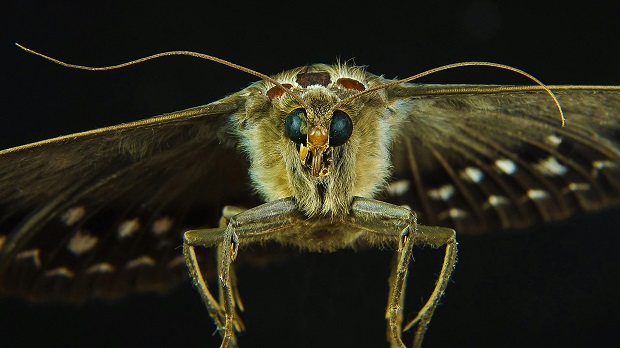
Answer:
[308, 126, 328, 146]
[266, 83, 293, 100]
[336, 77, 366, 91]
[296, 72, 331, 88]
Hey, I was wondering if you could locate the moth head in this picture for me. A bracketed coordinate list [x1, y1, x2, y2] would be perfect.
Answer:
[237, 64, 395, 216]
[284, 107, 353, 177]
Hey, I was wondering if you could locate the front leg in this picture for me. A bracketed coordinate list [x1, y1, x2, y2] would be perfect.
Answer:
[406, 225, 457, 348]
[350, 197, 457, 348]
[184, 196, 457, 348]
[182, 206, 247, 341]
[183, 198, 301, 348]
[349, 198, 415, 348]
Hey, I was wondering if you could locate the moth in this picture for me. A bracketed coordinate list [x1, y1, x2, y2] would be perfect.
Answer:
[1, 46, 619, 348]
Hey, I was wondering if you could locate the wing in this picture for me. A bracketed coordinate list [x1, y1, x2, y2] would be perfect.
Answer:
[0, 93, 257, 302]
[383, 85, 620, 234]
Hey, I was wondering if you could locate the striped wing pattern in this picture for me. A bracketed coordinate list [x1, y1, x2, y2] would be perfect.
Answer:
[385, 86, 620, 234]
[0, 102, 253, 301]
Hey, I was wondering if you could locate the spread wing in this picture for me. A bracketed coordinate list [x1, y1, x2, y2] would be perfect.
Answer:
[384, 85, 620, 234]
[2, 78, 619, 302]
[0, 95, 257, 302]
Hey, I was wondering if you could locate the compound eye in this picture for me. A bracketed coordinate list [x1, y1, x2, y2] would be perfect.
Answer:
[284, 108, 307, 144]
[328, 110, 353, 146]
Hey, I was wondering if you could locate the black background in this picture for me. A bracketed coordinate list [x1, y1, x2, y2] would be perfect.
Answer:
[3, 1, 620, 347]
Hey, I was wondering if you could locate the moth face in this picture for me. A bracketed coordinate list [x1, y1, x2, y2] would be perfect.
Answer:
[235, 64, 401, 216]
[284, 107, 353, 177]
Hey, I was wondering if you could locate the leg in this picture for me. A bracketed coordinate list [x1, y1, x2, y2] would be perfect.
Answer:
[217, 207, 246, 332]
[405, 225, 458, 348]
[218, 221, 239, 347]
[387, 222, 416, 348]
[183, 198, 300, 348]
[184, 196, 457, 348]
[350, 197, 457, 348]
[349, 197, 416, 348]
[183, 206, 246, 341]
[183, 242, 226, 328]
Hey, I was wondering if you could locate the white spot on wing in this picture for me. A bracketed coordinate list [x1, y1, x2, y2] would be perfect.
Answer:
[428, 184, 455, 201]
[44, 267, 75, 278]
[439, 208, 468, 220]
[68, 230, 98, 256]
[86, 262, 115, 274]
[534, 156, 568, 176]
[61, 206, 86, 226]
[450, 208, 468, 218]
[544, 134, 563, 147]
[495, 158, 517, 175]
[126, 255, 156, 269]
[486, 195, 510, 207]
[16, 249, 41, 268]
[167, 255, 186, 269]
[152, 216, 174, 236]
[386, 180, 410, 196]
[527, 189, 549, 200]
[118, 218, 141, 239]
[460, 166, 484, 183]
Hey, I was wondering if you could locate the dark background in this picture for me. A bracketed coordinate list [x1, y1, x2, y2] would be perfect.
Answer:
[3, 1, 619, 347]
